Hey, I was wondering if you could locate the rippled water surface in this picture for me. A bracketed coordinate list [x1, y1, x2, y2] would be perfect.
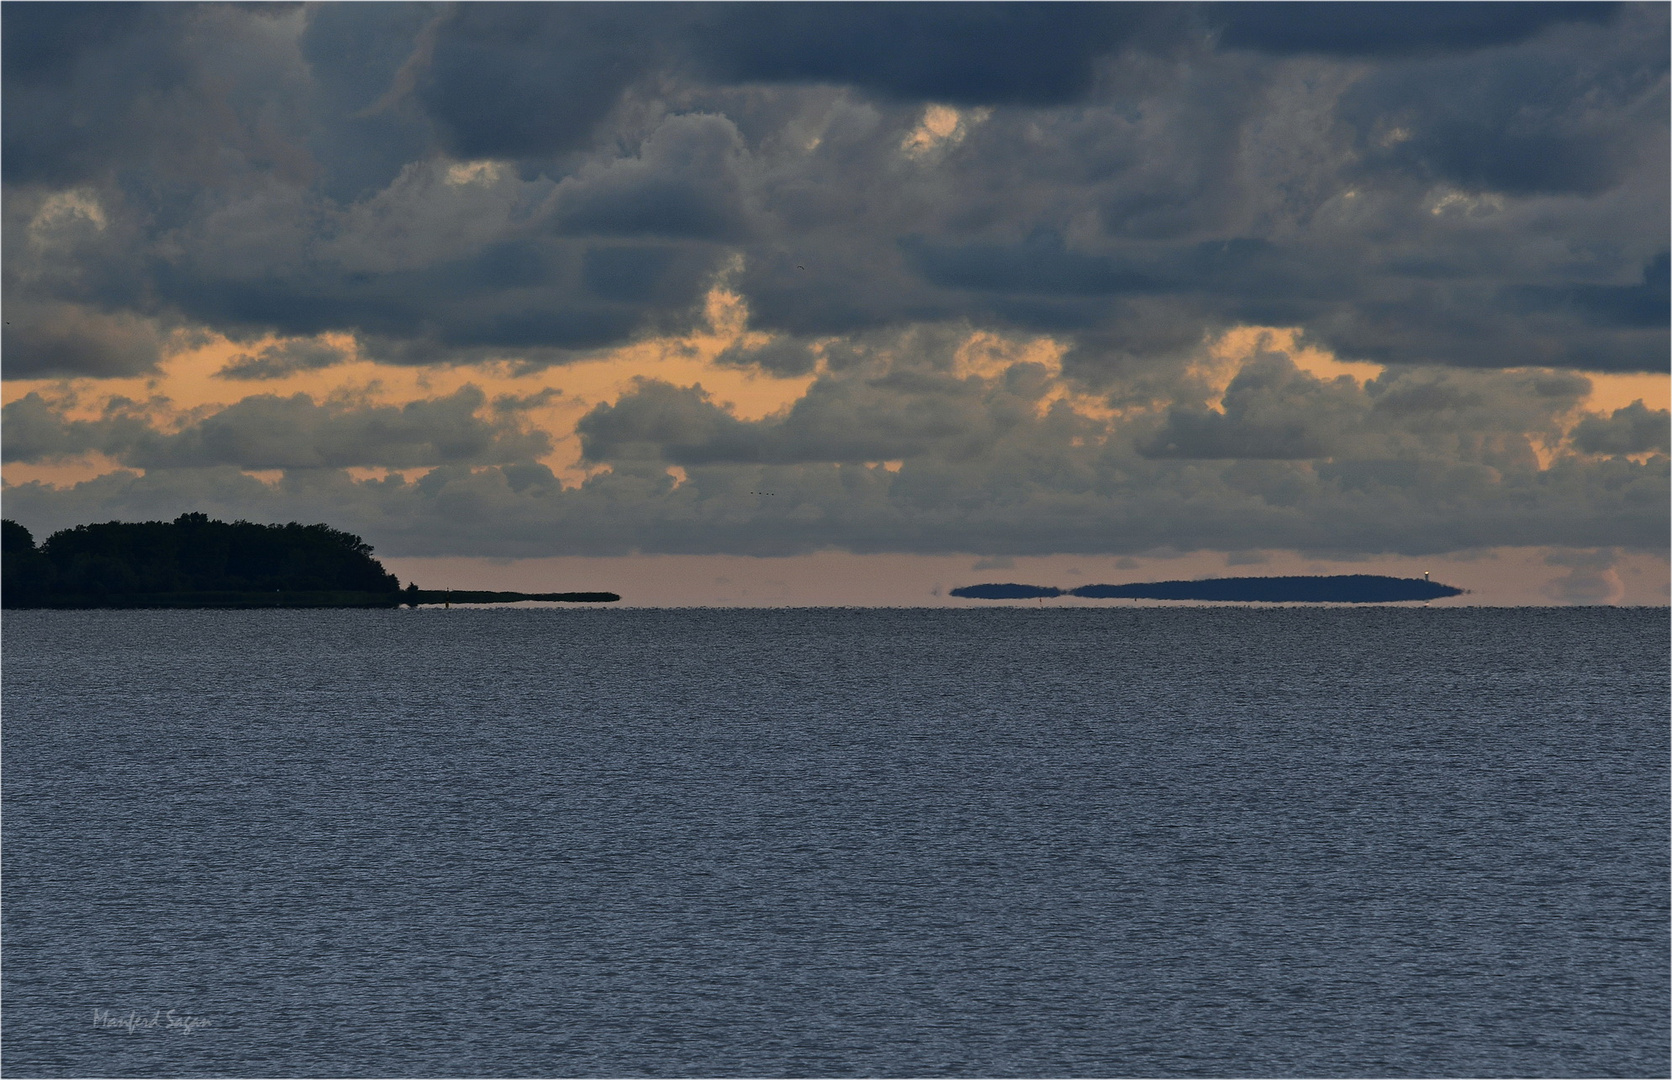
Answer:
[4, 607, 1667, 1077]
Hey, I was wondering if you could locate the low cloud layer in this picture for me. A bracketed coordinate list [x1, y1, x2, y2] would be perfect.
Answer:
[4, 385, 548, 471]
[6, 336, 1665, 558]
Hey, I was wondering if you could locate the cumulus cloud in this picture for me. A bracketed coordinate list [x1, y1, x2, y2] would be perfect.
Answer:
[217, 338, 352, 380]
[415, 5, 666, 161]
[1, 302, 168, 378]
[553, 114, 755, 242]
[1570, 400, 1672, 456]
[713, 335, 819, 376]
[3, 386, 549, 470]
[0, 392, 154, 462]
[1, 4, 1665, 564]
[3, 2, 1663, 374]
[1337, 11, 1658, 197]
[1140, 354, 1344, 459]
[7, 424, 1662, 559]
[14, 332, 1658, 559]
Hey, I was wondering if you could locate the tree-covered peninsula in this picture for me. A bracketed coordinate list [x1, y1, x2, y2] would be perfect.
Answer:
[1, 514, 617, 608]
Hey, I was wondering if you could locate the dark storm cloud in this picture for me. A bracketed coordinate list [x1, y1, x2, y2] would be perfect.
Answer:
[900, 234, 1333, 321]
[130, 156, 727, 355]
[410, 2, 1169, 163]
[1, 3, 149, 86]
[903, 232, 1162, 298]
[681, 4, 1166, 106]
[1212, 3, 1618, 58]
[2, 4, 318, 188]
[552, 114, 755, 241]
[295, 7, 439, 205]
[2, 3, 182, 185]
[4, 2, 1665, 375]
[1512, 254, 1672, 330]
[1339, 14, 1665, 198]
[416, 4, 666, 161]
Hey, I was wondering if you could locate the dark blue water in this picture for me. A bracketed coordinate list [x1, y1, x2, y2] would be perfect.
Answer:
[4, 608, 1667, 1077]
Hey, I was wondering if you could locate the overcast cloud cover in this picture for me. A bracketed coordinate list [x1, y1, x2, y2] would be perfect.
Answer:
[2, 2, 1667, 565]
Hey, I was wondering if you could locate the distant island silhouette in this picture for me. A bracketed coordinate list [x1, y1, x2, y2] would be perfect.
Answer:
[2, 515, 618, 608]
[952, 575, 1465, 603]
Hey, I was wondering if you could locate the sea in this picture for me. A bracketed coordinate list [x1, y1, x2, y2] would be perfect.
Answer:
[3, 607, 1667, 1078]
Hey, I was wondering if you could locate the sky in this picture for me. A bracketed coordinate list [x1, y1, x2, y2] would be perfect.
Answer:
[2, 2, 1667, 605]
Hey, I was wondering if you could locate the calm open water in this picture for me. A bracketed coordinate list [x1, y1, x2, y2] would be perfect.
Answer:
[3, 607, 1667, 1078]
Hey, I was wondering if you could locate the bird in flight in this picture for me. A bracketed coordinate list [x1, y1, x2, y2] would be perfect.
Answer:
[796, 265, 806, 270]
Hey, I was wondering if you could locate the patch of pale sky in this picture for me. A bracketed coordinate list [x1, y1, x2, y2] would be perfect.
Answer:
[901, 104, 962, 157]
[3, 450, 132, 489]
[444, 160, 507, 186]
[379, 546, 1670, 608]
[901, 104, 989, 158]
[27, 189, 107, 246]
[1427, 188, 1508, 217]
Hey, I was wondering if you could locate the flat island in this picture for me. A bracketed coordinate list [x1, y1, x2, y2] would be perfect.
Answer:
[1, 515, 618, 608]
[953, 575, 1465, 603]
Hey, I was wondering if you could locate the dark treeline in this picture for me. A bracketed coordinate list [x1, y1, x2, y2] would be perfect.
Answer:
[952, 575, 1466, 603]
[2, 515, 617, 607]
[3, 513, 399, 607]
